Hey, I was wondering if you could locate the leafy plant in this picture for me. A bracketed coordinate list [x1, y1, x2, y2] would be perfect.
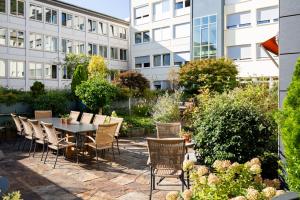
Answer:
[2, 191, 22, 200]
[75, 78, 117, 113]
[276, 58, 300, 192]
[63, 54, 90, 79]
[0, 87, 31, 105]
[30, 81, 45, 97]
[71, 64, 88, 94]
[132, 101, 153, 117]
[179, 58, 238, 96]
[87, 55, 108, 79]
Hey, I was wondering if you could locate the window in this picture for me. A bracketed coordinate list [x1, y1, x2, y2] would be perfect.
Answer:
[174, 23, 190, 38]
[227, 11, 251, 29]
[193, 15, 217, 59]
[44, 64, 57, 79]
[153, 0, 170, 21]
[9, 30, 24, 48]
[0, 60, 5, 77]
[98, 22, 107, 35]
[99, 45, 107, 58]
[120, 49, 127, 61]
[174, 52, 190, 66]
[119, 27, 127, 39]
[74, 16, 85, 31]
[62, 66, 72, 79]
[88, 19, 97, 33]
[10, 61, 24, 78]
[134, 5, 150, 25]
[135, 56, 150, 68]
[175, 0, 190, 10]
[110, 25, 118, 37]
[29, 33, 43, 50]
[0, 0, 6, 13]
[110, 47, 118, 60]
[227, 45, 251, 60]
[154, 53, 170, 66]
[0, 28, 6, 45]
[62, 12, 72, 28]
[45, 8, 58, 24]
[44, 35, 58, 52]
[30, 4, 43, 21]
[10, 0, 24, 17]
[29, 63, 42, 79]
[153, 27, 170, 41]
[61, 39, 72, 53]
[88, 43, 97, 55]
[73, 41, 85, 54]
[135, 31, 150, 44]
[257, 7, 279, 25]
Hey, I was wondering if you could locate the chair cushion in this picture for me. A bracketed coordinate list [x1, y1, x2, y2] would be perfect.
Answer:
[48, 141, 75, 150]
[154, 168, 183, 177]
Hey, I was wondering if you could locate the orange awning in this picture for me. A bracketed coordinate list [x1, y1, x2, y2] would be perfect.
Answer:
[261, 36, 279, 56]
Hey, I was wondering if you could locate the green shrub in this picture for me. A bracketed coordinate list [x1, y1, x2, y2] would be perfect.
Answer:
[71, 64, 88, 94]
[0, 87, 31, 105]
[132, 101, 153, 117]
[63, 54, 90, 79]
[30, 81, 45, 97]
[276, 58, 300, 192]
[121, 115, 155, 136]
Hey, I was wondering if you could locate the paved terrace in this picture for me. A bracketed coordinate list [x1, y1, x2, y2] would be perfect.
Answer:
[0, 138, 184, 200]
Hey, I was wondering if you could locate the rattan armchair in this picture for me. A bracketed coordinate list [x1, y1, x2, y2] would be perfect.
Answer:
[70, 111, 80, 123]
[41, 122, 76, 168]
[147, 138, 187, 199]
[109, 117, 123, 155]
[80, 113, 94, 124]
[35, 110, 52, 119]
[156, 122, 181, 138]
[85, 123, 118, 166]
[19, 117, 35, 156]
[11, 114, 24, 150]
[28, 119, 47, 160]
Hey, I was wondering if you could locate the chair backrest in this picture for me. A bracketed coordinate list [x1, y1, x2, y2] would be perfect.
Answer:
[35, 110, 52, 119]
[156, 122, 181, 138]
[41, 122, 59, 145]
[28, 119, 45, 140]
[11, 113, 22, 132]
[80, 112, 94, 124]
[93, 114, 107, 126]
[109, 117, 123, 137]
[19, 117, 33, 137]
[70, 111, 80, 122]
[95, 123, 119, 146]
[147, 138, 185, 171]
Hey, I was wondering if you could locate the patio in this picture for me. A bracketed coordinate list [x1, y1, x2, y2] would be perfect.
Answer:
[0, 138, 184, 200]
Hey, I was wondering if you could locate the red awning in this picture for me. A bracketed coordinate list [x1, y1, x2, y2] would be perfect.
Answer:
[261, 36, 279, 56]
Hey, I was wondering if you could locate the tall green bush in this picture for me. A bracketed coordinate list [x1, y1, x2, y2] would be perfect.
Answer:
[63, 54, 90, 79]
[71, 64, 88, 94]
[276, 58, 300, 192]
[30, 81, 45, 97]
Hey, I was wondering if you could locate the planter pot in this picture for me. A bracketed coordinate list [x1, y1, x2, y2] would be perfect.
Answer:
[61, 118, 72, 124]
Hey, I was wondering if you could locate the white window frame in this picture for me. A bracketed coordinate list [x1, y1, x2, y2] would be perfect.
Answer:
[134, 5, 150, 25]
[110, 25, 119, 38]
[62, 12, 73, 28]
[45, 7, 58, 25]
[0, 27, 7, 46]
[44, 64, 58, 79]
[0, 59, 6, 77]
[227, 11, 251, 29]
[153, 27, 171, 41]
[9, 29, 24, 48]
[174, 0, 190, 10]
[29, 33, 43, 50]
[88, 19, 97, 33]
[88, 43, 98, 55]
[153, 53, 170, 67]
[257, 6, 279, 25]
[135, 56, 150, 68]
[10, 0, 24, 17]
[98, 21, 107, 35]
[73, 41, 85, 55]
[29, 4, 43, 22]
[153, 0, 171, 21]
[29, 62, 43, 79]
[110, 47, 119, 60]
[74, 15, 85, 31]
[120, 49, 127, 61]
[0, 0, 6, 13]
[174, 23, 190, 39]
[227, 44, 252, 61]
[119, 27, 127, 40]
[99, 45, 108, 58]
[44, 35, 58, 52]
[9, 60, 24, 78]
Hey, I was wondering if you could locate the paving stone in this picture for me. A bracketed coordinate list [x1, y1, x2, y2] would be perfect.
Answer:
[117, 192, 149, 200]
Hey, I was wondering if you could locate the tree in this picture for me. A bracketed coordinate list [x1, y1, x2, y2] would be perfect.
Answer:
[276, 58, 300, 192]
[30, 81, 45, 97]
[63, 54, 90, 79]
[87, 55, 108, 79]
[167, 67, 180, 91]
[71, 64, 88, 94]
[179, 58, 238, 96]
[75, 78, 117, 114]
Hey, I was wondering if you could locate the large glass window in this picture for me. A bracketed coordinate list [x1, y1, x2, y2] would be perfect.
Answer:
[174, 23, 190, 38]
[30, 4, 43, 21]
[10, 0, 24, 17]
[227, 11, 251, 29]
[175, 0, 190, 10]
[45, 8, 58, 25]
[44, 64, 57, 79]
[227, 45, 251, 60]
[73, 41, 85, 54]
[153, 53, 171, 66]
[88, 19, 97, 33]
[135, 31, 150, 44]
[257, 6, 279, 25]
[61, 39, 72, 53]
[10, 61, 24, 78]
[29, 33, 43, 50]
[62, 66, 72, 79]
[9, 30, 24, 48]
[153, 55, 161, 67]
[62, 12, 72, 28]
[193, 15, 217, 59]
[0, 28, 6, 45]
[153, 27, 170, 41]
[135, 56, 150, 68]
[29, 63, 42, 79]
[119, 27, 127, 40]
[44, 35, 58, 52]
[110, 47, 118, 60]
[99, 45, 107, 58]
[0, 0, 6, 13]
[120, 49, 127, 61]
[88, 43, 97, 55]
[174, 52, 190, 66]
[153, 0, 170, 21]
[134, 5, 150, 25]
[110, 25, 118, 37]
[74, 16, 85, 31]
[98, 22, 107, 35]
[0, 60, 5, 77]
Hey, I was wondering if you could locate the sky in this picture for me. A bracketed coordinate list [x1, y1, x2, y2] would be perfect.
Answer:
[62, 0, 130, 20]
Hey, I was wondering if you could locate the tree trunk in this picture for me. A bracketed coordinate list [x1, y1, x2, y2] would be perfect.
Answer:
[129, 97, 132, 115]
[98, 107, 102, 115]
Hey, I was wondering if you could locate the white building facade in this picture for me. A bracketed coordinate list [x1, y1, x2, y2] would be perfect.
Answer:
[0, 0, 129, 90]
[130, 0, 191, 89]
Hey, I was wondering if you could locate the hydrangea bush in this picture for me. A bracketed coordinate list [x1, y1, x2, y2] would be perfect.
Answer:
[166, 158, 284, 200]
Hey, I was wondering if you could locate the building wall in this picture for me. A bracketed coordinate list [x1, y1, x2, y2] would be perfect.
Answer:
[130, 0, 191, 89]
[224, 0, 279, 78]
[0, 0, 129, 90]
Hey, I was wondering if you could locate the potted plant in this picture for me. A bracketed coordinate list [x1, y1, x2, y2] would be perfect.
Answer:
[60, 114, 71, 124]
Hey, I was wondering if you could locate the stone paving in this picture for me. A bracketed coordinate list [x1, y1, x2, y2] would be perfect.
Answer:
[0, 138, 185, 200]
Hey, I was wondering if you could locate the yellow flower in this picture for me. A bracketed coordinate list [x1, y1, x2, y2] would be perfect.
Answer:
[275, 190, 285, 197]
[166, 191, 179, 200]
[208, 173, 220, 186]
[229, 162, 241, 170]
[250, 158, 261, 166]
[253, 175, 263, 184]
[197, 166, 209, 176]
[182, 189, 193, 200]
[249, 164, 262, 175]
[183, 160, 194, 172]
[262, 187, 277, 199]
[213, 160, 231, 171]
[212, 160, 222, 171]
[246, 188, 260, 200]
[230, 196, 247, 200]
[199, 176, 207, 185]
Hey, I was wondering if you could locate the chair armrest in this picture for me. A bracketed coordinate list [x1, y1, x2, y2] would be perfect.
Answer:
[147, 157, 151, 165]
[57, 136, 74, 144]
[85, 136, 96, 143]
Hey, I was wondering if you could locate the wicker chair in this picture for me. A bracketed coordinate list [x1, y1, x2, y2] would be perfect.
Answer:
[85, 123, 119, 166]
[147, 138, 187, 199]
[28, 119, 47, 160]
[35, 110, 52, 119]
[19, 117, 35, 156]
[92, 114, 107, 126]
[109, 117, 123, 155]
[41, 122, 76, 168]
[156, 122, 181, 138]
[80, 112, 94, 124]
[70, 111, 80, 123]
[11, 114, 24, 150]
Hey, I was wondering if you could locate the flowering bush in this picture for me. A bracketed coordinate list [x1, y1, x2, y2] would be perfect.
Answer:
[166, 158, 284, 200]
